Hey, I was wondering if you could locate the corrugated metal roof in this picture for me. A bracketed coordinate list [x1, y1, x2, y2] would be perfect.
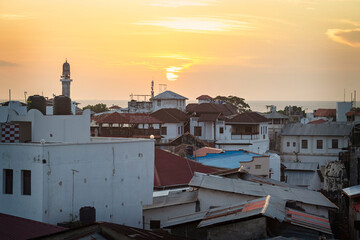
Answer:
[281, 122, 353, 136]
[96, 112, 164, 124]
[285, 208, 332, 235]
[196, 150, 264, 169]
[263, 111, 289, 119]
[283, 162, 319, 171]
[151, 108, 188, 123]
[152, 90, 188, 100]
[284, 171, 315, 187]
[313, 109, 336, 118]
[343, 185, 360, 198]
[189, 173, 337, 209]
[197, 196, 286, 228]
[143, 189, 198, 209]
[198, 113, 220, 122]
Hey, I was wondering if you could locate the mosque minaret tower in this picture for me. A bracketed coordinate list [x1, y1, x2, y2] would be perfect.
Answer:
[60, 59, 72, 98]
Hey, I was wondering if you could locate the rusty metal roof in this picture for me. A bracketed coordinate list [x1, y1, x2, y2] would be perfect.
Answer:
[198, 113, 220, 122]
[151, 108, 188, 123]
[226, 112, 269, 124]
[197, 195, 286, 228]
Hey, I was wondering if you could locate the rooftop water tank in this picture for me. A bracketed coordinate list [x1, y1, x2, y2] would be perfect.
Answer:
[53, 95, 72, 115]
[27, 95, 46, 115]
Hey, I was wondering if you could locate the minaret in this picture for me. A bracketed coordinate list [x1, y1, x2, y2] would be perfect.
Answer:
[60, 59, 72, 98]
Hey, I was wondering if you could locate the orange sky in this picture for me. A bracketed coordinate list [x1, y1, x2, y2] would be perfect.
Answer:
[1, 0, 360, 101]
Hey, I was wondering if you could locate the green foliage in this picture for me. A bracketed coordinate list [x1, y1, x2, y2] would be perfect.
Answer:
[279, 106, 305, 117]
[82, 103, 109, 113]
[214, 95, 251, 113]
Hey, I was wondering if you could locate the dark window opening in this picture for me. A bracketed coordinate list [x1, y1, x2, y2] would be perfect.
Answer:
[3, 169, 13, 194]
[22, 170, 31, 195]
[301, 140, 308, 149]
[332, 139, 339, 149]
[220, 127, 224, 134]
[287, 142, 290, 147]
[293, 142, 296, 147]
[161, 127, 167, 135]
[317, 140, 323, 149]
[194, 126, 202, 136]
[150, 220, 161, 229]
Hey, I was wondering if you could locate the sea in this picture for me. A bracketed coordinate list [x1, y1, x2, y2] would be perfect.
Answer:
[3, 99, 358, 113]
[76, 100, 359, 113]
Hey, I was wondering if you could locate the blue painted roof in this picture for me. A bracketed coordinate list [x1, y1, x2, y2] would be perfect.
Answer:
[195, 150, 263, 169]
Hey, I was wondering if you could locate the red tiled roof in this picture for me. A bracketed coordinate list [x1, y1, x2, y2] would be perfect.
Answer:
[186, 103, 237, 116]
[151, 108, 188, 123]
[109, 105, 121, 109]
[226, 112, 269, 123]
[196, 95, 213, 100]
[0, 213, 66, 240]
[198, 113, 220, 122]
[346, 110, 360, 116]
[308, 119, 327, 124]
[96, 112, 163, 124]
[313, 109, 336, 117]
[154, 148, 218, 188]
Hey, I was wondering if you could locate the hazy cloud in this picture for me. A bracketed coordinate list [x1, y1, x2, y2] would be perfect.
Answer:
[0, 60, 17, 67]
[327, 20, 360, 47]
[149, 0, 217, 7]
[134, 17, 255, 33]
[0, 13, 29, 20]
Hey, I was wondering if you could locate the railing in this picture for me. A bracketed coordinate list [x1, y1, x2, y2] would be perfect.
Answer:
[231, 133, 259, 140]
[96, 127, 161, 137]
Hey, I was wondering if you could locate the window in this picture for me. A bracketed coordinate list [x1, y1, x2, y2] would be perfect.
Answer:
[220, 127, 224, 134]
[161, 127, 167, 135]
[293, 142, 296, 147]
[332, 139, 339, 149]
[317, 140, 323, 149]
[150, 220, 161, 229]
[287, 142, 290, 147]
[301, 140, 308, 149]
[3, 169, 13, 194]
[194, 126, 202, 136]
[178, 127, 181, 135]
[255, 165, 261, 169]
[157, 100, 161, 107]
[21, 170, 31, 195]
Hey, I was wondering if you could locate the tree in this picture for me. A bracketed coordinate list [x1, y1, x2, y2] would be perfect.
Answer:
[82, 103, 109, 113]
[214, 95, 251, 113]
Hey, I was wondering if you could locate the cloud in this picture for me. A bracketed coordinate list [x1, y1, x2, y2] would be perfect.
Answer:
[0, 14, 29, 20]
[134, 17, 255, 33]
[149, 0, 217, 7]
[327, 20, 360, 47]
[0, 60, 17, 67]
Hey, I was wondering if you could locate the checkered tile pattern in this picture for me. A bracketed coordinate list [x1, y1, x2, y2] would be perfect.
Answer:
[1, 124, 20, 143]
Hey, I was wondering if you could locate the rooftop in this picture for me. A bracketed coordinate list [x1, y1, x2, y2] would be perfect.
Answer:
[150, 108, 188, 123]
[226, 112, 269, 124]
[263, 111, 289, 119]
[95, 112, 163, 124]
[281, 122, 353, 136]
[195, 150, 264, 169]
[0, 213, 65, 240]
[154, 148, 217, 189]
[343, 185, 360, 198]
[189, 172, 337, 209]
[151, 90, 188, 100]
[186, 103, 237, 116]
[196, 95, 213, 100]
[313, 109, 336, 118]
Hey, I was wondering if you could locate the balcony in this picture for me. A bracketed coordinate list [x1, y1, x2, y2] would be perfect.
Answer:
[231, 133, 259, 140]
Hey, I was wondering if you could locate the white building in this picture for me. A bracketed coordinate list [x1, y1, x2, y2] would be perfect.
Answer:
[0, 108, 154, 228]
[216, 112, 270, 154]
[150, 108, 188, 142]
[151, 90, 187, 112]
[280, 122, 353, 168]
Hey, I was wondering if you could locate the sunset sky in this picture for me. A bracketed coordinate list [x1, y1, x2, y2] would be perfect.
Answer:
[1, 0, 359, 101]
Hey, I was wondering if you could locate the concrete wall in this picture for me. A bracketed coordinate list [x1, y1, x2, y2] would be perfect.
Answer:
[239, 156, 270, 177]
[0, 138, 154, 228]
[8, 109, 91, 143]
[161, 123, 184, 141]
[207, 217, 267, 240]
[143, 202, 196, 230]
[197, 188, 257, 211]
[152, 99, 186, 112]
[281, 135, 348, 167]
